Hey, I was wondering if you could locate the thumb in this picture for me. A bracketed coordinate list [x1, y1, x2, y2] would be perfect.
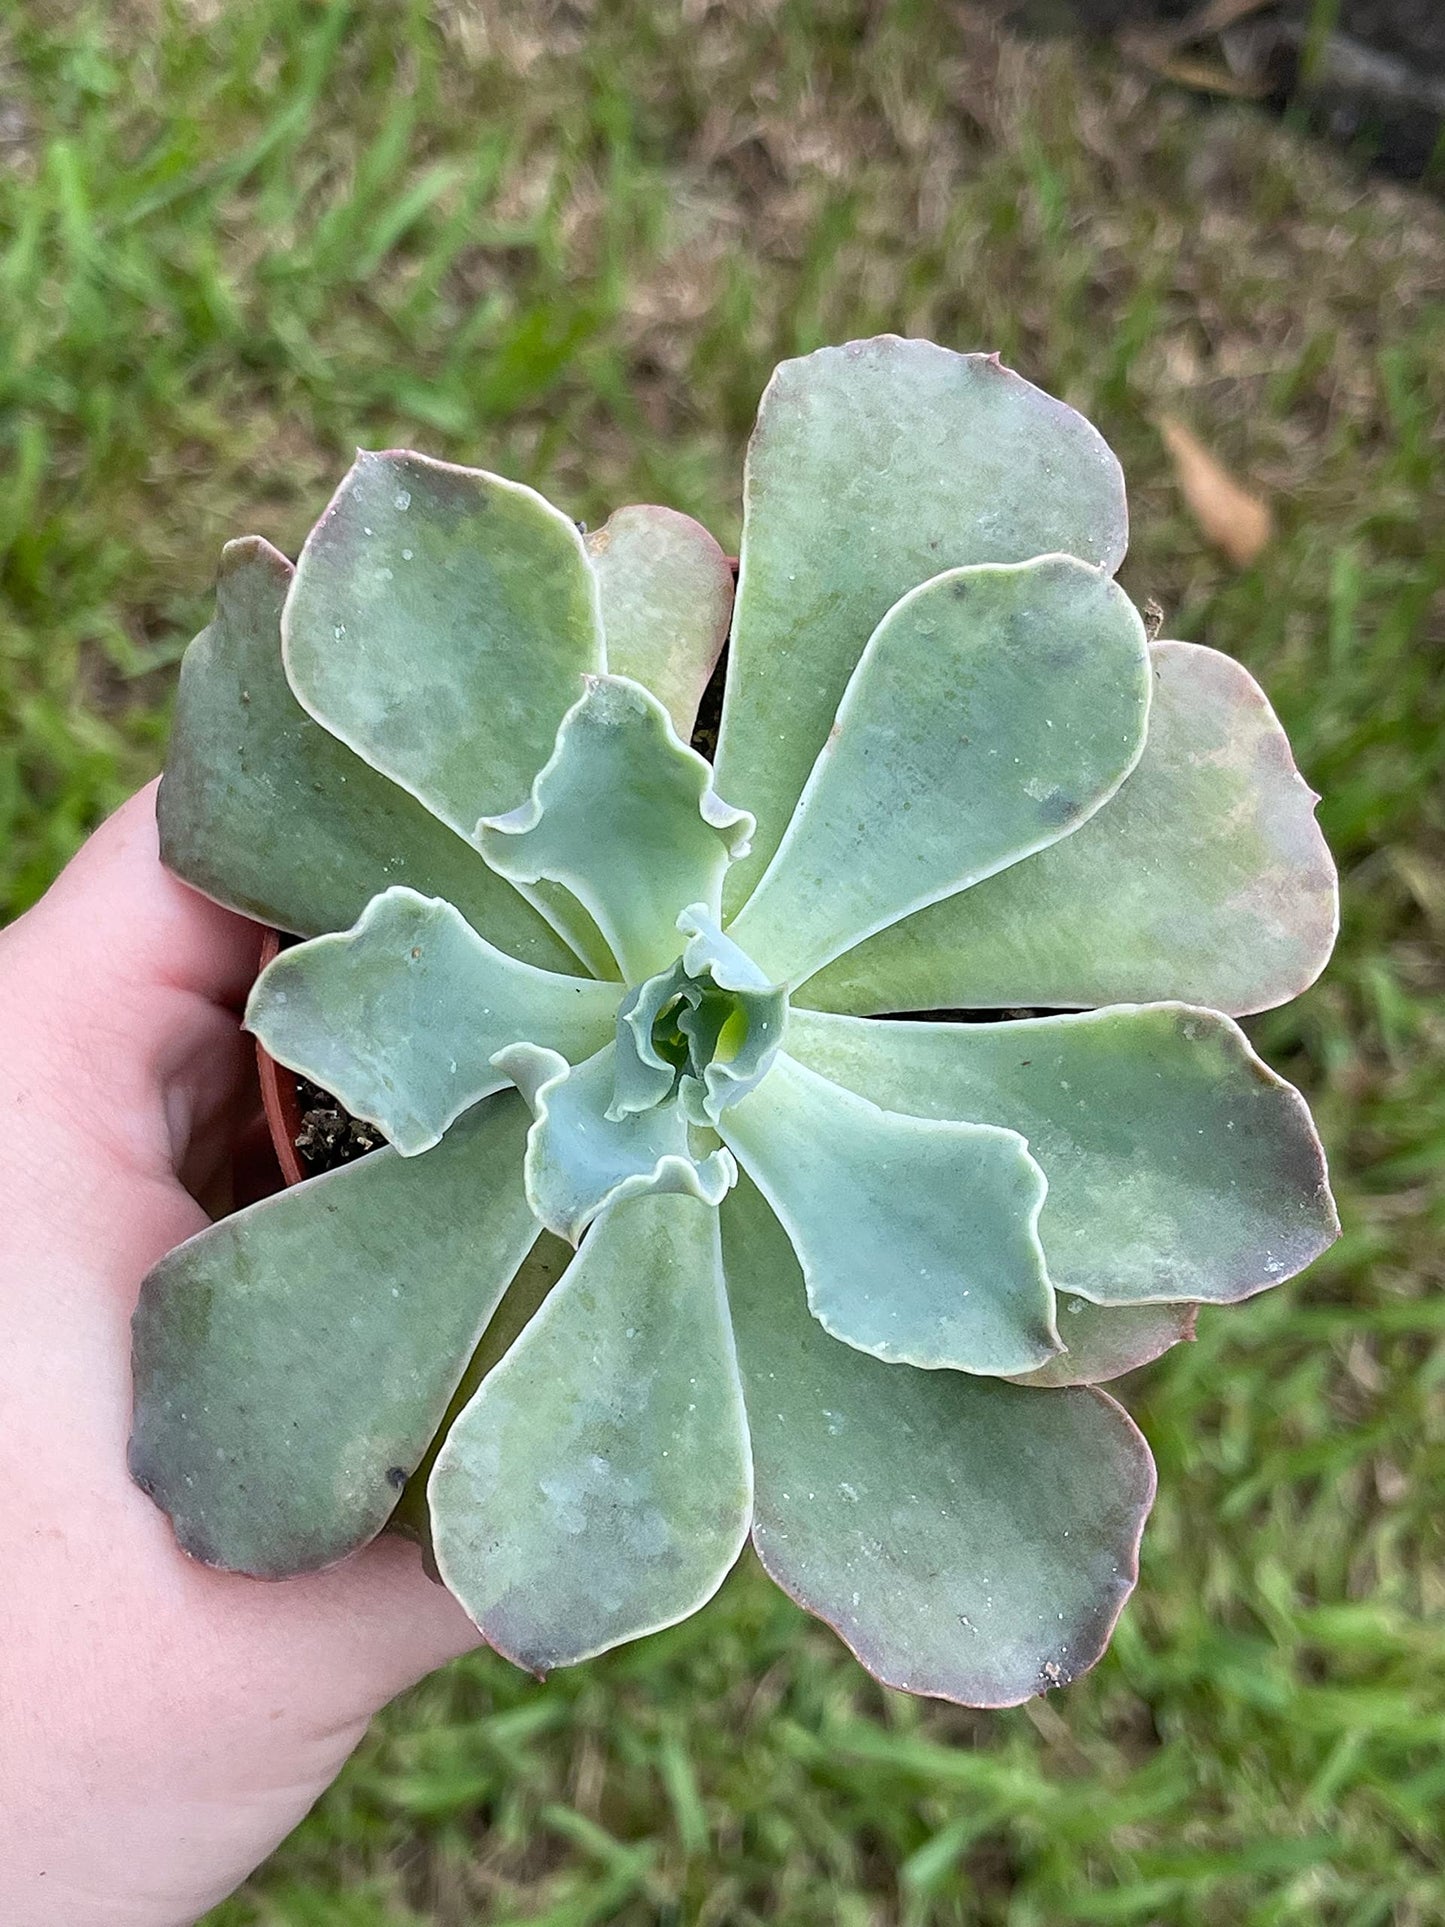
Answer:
[0, 781, 262, 1187]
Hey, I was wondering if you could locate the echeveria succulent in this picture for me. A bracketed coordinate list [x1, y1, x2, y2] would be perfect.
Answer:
[131, 337, 1339, 1704]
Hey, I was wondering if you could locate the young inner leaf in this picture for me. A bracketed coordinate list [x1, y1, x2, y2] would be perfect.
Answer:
[610, 907, 788, 1128]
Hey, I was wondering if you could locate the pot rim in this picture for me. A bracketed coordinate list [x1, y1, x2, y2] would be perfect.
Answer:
[255, 927, 308, 1187]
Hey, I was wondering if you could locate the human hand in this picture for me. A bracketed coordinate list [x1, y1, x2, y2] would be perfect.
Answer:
[0, 784, 481, 1927]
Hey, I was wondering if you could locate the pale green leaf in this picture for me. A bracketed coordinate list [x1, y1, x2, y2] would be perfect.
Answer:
[1009, 1297, 1197, 1388]
[495, 1042, 737, 1244]
[587, 505, 733, 738]
[157, 537, 575, 967]
[129, 1094, 538, 1578]
[803, 641, 1338, 1017]
[389, 1230, 574, 1554]
[282, 450, 603, 841]
[717, 337, 1129, 912]
[610, 960, 686, 1118]
[786, 1005, 1337, 1305]
[522, 886, 620, 981]
[246, 887, 617, 1156]
[719, 1053, 1058, 1376]
[728, 557, 1151, 987]
[480, 677, 754, 983]
[721, 1174, 1156, 1705]
[429, 1193, 751, 1672]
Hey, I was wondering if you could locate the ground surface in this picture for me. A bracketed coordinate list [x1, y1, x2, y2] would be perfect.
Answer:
[2, 4, 1443, 1923]
[1004, 2, 1445, 182]
[1029, 0, 1445, 62]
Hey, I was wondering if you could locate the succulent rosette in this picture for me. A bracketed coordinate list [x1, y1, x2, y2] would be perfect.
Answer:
[131, 338, 1338, 1704]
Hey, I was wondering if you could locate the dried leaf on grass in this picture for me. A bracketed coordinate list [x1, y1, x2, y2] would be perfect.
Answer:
[1158, 415, 1274, 567]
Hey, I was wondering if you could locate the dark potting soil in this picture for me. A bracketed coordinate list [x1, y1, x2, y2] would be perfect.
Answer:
[690, 643, 728, 762]
[293, 1075, 385, 1174]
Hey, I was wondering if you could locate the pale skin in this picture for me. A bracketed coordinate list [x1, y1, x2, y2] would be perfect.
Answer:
[0, 785, 482, 1926]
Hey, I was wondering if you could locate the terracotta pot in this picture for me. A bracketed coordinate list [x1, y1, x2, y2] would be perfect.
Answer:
[255, 928, 308, 1187]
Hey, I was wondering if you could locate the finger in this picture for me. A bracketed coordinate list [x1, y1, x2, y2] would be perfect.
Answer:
[0, 783, 264, 1182]
[202, 1535, 487, 1722]
[17, 780, 262, 1012]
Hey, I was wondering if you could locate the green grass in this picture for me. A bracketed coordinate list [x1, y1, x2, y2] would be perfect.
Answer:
[4, 2, 1444, 1921]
